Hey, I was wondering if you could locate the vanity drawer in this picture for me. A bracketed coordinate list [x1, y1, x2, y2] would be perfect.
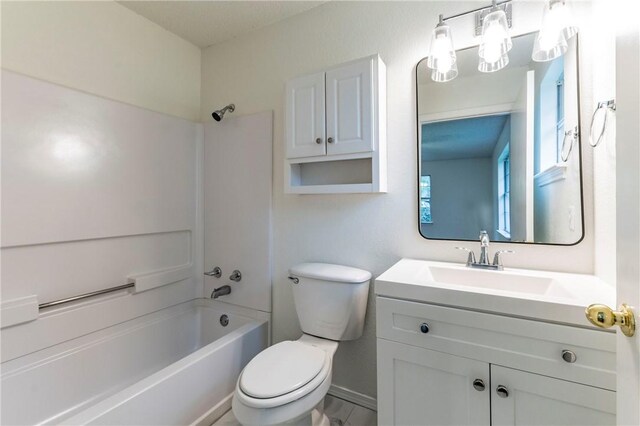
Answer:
[376, 297, 616, 390]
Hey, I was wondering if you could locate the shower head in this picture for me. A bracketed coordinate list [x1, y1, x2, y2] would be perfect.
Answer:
[211, 104, 235, 121]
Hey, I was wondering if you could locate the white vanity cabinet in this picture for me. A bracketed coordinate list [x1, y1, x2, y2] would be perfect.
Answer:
[284, 55, 386, 194]
[376, 297, 616, 426]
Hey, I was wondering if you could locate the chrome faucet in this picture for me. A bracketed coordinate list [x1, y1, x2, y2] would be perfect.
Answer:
[456, 230, 514, 271]
[211, 285, 231, 299]
[478, 230, 491, 265]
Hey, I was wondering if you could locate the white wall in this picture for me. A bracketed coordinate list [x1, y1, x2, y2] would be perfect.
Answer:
[200, 1, 609, 398]
[421, 158, 494, 240]
[0, 2, 203, 360]
[203, 112, 273, 313]
[1, 1, 201, 121]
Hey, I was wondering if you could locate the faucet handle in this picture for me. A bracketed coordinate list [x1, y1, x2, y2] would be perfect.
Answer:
[455, 247, 477, 266]
[493, 250, 515, 268]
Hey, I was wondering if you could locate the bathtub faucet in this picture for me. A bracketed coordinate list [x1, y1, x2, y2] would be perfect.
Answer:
[211, 285, 231, 299]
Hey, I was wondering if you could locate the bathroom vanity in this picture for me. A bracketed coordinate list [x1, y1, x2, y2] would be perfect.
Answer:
[375, 259, 616, 426]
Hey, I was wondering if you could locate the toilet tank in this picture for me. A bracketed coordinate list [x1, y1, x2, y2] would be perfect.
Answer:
[289, 263, 371, 341]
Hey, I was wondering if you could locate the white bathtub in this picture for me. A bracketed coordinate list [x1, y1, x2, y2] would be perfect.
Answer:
[1, 299, 268, 425]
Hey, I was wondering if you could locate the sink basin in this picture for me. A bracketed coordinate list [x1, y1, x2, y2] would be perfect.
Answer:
[375, 259, 615, 327]
[427, 266, 571, 299]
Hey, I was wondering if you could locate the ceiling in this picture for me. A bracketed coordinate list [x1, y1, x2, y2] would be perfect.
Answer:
[421, 114, 510, 161]
[118, 1, 326, 48]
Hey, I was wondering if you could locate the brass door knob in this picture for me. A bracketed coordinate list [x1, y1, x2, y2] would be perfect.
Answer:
[585, 303, 636, 337]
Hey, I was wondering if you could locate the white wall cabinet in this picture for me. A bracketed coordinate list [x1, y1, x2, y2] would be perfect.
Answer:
[285, 54, 386, 194]
[376, 297, 616, 426]
[285, 72, 326, 159]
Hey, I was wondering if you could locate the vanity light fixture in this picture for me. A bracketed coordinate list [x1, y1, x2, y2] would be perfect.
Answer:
[478, 0, 513, 72]
[427, 1, 513, 82]
[426, 14, 458, 82]
[532, 0, 578, 62]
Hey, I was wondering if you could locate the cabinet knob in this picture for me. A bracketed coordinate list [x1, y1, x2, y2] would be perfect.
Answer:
[419, 323, 429, 334]
[561, 349, 577, 363]
[315, 138, 322, 144]
[472, 379, 485, 392]
[327, 137, 334, 143]
[496, 385, 509, 398]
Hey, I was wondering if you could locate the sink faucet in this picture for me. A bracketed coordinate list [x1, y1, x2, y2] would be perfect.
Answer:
[211, 285, 231, 299]
[478, 230, 491, 265]
[456, 230, 514, 271]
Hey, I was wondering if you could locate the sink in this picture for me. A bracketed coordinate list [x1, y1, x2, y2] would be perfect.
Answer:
[427, 266, 572, 299]
[375, 259, 615, 327]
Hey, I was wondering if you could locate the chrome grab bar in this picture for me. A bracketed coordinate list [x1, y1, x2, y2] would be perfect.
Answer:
[38, 282, 135, 310]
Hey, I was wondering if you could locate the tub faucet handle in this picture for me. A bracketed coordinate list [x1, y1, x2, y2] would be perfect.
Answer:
[229, 270, 242, 282]
[205, 267, 222, 278]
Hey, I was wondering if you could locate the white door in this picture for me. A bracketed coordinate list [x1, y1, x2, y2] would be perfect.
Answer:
[377, 339, 490, 426]
[491, 365, 615, 426]
[615, 25, 640, 426]
[285, 72, 325, 159]
[325, 58, 373, 155]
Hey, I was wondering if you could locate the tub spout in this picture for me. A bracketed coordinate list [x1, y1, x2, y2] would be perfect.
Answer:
[211, 285, 231, 299]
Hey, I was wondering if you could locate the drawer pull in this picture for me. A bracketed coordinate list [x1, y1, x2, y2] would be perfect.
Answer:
[561, 349, 577, 363]
[496, 385, 509, 398]
[472, 379, 485, 391]
[315, 138, 322, 144]
[420, 323, 430, 334]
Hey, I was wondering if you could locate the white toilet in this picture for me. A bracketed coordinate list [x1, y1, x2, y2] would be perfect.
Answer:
[232, 263, 371, 426]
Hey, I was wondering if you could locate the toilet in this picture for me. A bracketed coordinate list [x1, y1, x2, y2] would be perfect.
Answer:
[232, 263, 372, 426]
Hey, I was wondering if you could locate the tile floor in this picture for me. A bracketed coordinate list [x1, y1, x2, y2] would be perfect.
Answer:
[213, 395, 377, 426]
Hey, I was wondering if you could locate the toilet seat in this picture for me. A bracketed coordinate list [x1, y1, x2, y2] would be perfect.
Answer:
[235, 341, 331, 409]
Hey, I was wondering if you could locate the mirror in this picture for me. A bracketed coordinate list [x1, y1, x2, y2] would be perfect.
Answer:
[417, 32, 583, 245]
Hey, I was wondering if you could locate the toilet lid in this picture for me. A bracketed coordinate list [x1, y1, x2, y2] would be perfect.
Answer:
[239, 341, 327, 399]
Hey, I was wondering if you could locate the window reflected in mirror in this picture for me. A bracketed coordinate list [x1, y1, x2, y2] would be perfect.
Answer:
[417, 32, 583, 245]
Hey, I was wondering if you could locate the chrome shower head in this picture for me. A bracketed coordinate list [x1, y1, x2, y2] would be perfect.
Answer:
[211, 104, 235, 121]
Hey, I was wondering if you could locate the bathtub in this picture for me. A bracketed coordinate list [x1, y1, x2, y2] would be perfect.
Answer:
[1, 299, 268, 425]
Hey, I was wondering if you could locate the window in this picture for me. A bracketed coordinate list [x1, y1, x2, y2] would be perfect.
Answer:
[420, 175, 432, 224]
[497, 145, 510, 238]
[556, 73, 565, 162]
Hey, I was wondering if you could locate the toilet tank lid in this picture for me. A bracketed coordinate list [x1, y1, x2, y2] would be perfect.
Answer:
[289, 263, 372, 283]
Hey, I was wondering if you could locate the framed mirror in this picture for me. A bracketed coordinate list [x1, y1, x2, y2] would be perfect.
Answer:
[417, 32, 583, 245]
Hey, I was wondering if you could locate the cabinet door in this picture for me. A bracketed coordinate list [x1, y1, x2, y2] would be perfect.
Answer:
[378, 339, 490, 426]
[491, 365, 615, 426]
[325, 58, 374, 155]
[285, 72, 325, 159]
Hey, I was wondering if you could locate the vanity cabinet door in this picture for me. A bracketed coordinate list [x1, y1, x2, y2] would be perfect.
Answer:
[285, 72, 326, 159]
[490, 365, 615, 426]
[325, 58, 374, 155]
[378, 339, 490, 426]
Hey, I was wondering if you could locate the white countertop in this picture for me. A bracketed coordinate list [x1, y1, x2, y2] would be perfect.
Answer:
[375, 258, 616, 328]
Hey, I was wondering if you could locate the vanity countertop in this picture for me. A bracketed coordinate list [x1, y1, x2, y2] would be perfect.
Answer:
[375, 258, 616, 328]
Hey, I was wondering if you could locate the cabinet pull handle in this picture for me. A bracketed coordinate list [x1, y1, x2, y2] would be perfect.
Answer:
[327, 137, 334, 143]
[561, 349, 577, 363]
[472, 379, 485, 392]
[419, 323, 429, 334]
[496, 385, 509, 398]
[315, 138, 322, 144]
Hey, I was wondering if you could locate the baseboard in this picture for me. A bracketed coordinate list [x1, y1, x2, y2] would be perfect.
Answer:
[328, 384, 377, 412]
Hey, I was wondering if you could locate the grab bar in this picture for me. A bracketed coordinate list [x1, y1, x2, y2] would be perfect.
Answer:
[38, 282, 135, 310]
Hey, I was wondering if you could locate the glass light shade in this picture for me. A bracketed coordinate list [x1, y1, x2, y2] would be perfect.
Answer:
[427, 23, 457, 75]
[431, 60, 459, 82]
[532, 0, 577, 62]
[478, 9, 513, 62]
[478, 53, 509, 73]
